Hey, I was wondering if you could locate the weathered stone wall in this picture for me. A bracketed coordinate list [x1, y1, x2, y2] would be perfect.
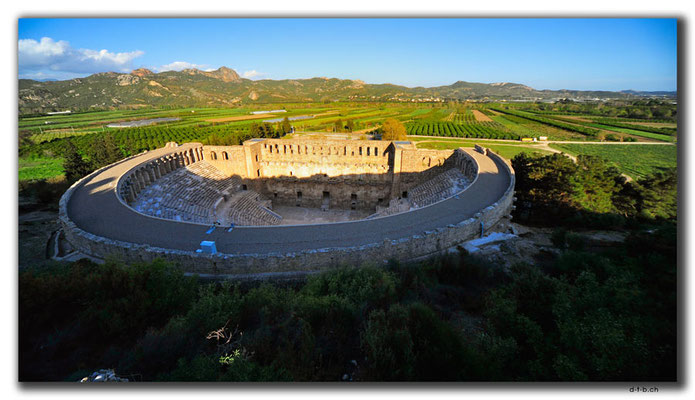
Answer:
[203, 145, 247, 178]
[256, 138, 393, 179]
[254, 176, 393, 211]
[60, 145, 514, 278]
[196, 139, 461, 211]
[399, 148, 455, 195]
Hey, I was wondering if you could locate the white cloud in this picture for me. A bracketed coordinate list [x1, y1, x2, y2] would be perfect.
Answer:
[18, 37, 144, 77]
[18, 37, 69, 66]
[156, 61, 211, 72]
[81, 48, 144, 66]
[242, 70, 266, 79]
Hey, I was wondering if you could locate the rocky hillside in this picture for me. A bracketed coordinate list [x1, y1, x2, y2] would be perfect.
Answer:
[18, 66, 669, 114]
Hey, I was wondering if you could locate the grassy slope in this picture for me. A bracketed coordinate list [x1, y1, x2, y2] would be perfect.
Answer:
[550, 143, 677, 179]
[19, 156, 65, 181]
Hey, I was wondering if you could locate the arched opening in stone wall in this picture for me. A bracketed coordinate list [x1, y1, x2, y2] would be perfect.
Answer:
[222, 151, 229, 160]
[210, 151, 218, 161]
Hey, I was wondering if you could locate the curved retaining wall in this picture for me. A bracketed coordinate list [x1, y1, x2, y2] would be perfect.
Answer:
[59, 145, 514, 277]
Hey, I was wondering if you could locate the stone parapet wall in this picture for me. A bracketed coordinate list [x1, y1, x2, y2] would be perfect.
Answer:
[59, 145, 514, 278]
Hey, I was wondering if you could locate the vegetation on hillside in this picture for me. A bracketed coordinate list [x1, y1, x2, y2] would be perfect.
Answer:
[550, 143, 677, 180]
[20, 67, 667, 114]
[19, 215, 676, 382]
[511, 152, 677, 227]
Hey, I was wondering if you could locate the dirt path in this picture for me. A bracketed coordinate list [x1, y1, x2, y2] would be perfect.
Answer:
[535, 143, 577, 162]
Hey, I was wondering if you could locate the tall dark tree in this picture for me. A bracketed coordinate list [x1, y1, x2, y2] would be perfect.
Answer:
[630, 168, 678, 220]
[250, 122, 277, 139]
[62, 139, 91, 182]
[280, 117, 292, 135]
[88, 133, 123, 168]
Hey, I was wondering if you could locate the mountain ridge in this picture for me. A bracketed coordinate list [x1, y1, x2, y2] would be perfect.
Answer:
[18, 66, 676, 114]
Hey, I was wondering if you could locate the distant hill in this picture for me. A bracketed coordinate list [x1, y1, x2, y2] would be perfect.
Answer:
[18, 66, 676, 114]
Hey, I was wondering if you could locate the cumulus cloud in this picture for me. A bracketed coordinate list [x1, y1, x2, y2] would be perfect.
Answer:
[156, 61, 211, 72]
[18, 37, 144, 77]
[242, 70, 266, 79]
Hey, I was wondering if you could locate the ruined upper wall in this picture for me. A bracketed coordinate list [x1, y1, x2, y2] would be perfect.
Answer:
[255, 139, 393, 180]
[202, 145, 247, 177]
[199, 139, 456, 180]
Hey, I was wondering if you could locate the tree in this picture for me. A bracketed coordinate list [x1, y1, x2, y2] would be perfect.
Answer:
[280, 117, 292, 135]
[63, 139, 91, 182]
[334, 119, 343, 133]
[250, 122, 277, 139]
[629, 168, 678, 220]
[88, 133, 123, 169]
[381, 118, 407, 141]
[345, 119, 355, 132]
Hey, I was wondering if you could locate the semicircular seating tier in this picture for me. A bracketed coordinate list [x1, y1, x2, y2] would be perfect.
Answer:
[131, 161, 241, 224]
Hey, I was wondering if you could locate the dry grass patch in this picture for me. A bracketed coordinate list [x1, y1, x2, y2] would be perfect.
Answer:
[472, 110, 492, 122]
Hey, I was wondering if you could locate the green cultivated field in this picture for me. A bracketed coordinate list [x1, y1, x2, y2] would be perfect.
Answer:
[550, 144, 677, 179]
[19, 156, 64, 181]
[587, 123, 676, 142]
[416, 140, 552, 159]
[18, 102, 678, 181]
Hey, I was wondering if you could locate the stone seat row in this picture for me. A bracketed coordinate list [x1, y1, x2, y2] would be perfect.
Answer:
[134, 192, 213, 222]
[371, 197, 412, 218]
[131, 161, 241, 225]
[227, 191, 282, 226]
[409, 169, 470, 209]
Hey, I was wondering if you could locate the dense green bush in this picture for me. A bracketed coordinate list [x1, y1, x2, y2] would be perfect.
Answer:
[19, 222, 676, 382]
[512, 152, 677, 227]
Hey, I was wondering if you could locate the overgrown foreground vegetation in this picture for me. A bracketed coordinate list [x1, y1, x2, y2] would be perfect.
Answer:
[18, 226, 676, 382]
[19, 152, 677, 382]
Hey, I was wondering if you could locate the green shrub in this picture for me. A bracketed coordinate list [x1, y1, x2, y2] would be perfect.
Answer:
[361, 304, 414, 380]
[551, 228, 568, 249]
[302, 266, 398, 313]
[565, 232, 586, 251]
[361, 302, 478, 381]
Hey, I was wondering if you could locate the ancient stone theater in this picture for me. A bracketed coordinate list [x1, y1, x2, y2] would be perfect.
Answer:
[59, 138, 515, 278]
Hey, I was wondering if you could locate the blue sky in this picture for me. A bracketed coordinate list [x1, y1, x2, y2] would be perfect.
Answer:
[17, 18, 677, 91]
